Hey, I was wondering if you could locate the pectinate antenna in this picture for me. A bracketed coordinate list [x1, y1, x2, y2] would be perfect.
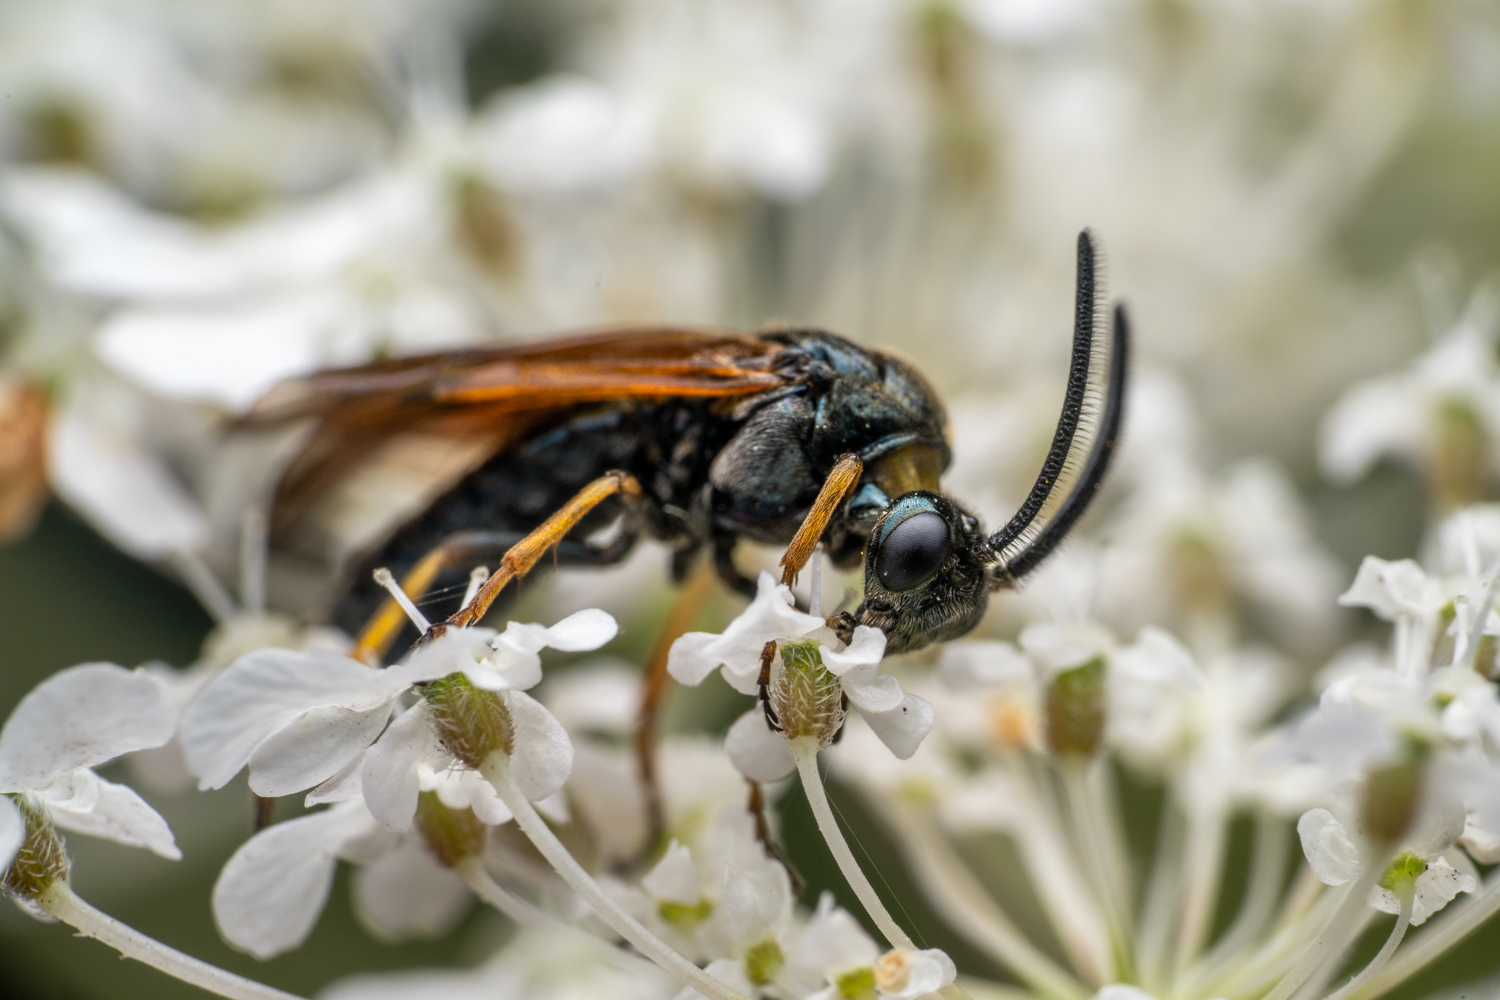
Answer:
[987, 230, 1102, 557]
[989, 235, 1130, 584]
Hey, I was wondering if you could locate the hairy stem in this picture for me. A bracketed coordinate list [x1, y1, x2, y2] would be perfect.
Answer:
[39, 884, 303, 1000]
[480, 753, 750, 1000]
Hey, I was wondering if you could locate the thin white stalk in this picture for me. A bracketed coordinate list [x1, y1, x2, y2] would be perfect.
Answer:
[1259, 872, 1379, 1000]
[1354, 872, 1500, 1000]
[871, 796, 1090, 1000]
[1060, 762, 1133, 980]
[1204, 880, 1342, 1000]
[479, 752, 750, 1000]
[373, 568, 431, 632]
[1136, 796, 1185, 994]
[171, 549, 238, 624]
[1173, 803, 1229, 976]
[791, 736, 913, 950]
[462, 566, 490, 606]
[38, 884, 304, 1000]
[456, 858, 662, 979]
[1185, 810, 1290, 993]
[1015, 756, 1112, 986]
[1318, 900, 1410, 1000]
[809, 551, 823, 617]
[1087, 760, 1136, 934]
[239, 508, 267, 616]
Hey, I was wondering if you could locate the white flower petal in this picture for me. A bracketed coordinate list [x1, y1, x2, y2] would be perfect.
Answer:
[466, 643, 542, 692]
[668, 572, 822, 690]
[212, 802, 376, 959]
[1297, 808, 1362, 886]
[724, 710, 795, 782]
[306, 755, 366, 806]
[392, 629, 500, 687]
[506, 691, 574, 802]
[48, 396, 210, 560]
[718, 858, 791, 945]
[540, 609, 619, 651]
[1338, 557, 1435, 621]
[45, 770, 179, 859]
[361, 703, 448, 832]
[842, 671, 905, 715]
[0, 797, 23, 873]
[796, 893, 880, 978]
[248, 703, 392, 798]
[878, 947, 957, 999]
[1410, 858, 1477, 925]
[666, 633, 724, 687]
[859, 694, 934, 760]
[0, 663, 176, 792]
[181, 649, 404, 791]
[351, 838, 472, 941]
[642, 841, 701, 904]
[819, 627, 886, 676]
[674, 957, 755, 1000]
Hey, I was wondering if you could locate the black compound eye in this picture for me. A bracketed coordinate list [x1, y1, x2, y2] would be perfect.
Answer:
[876, 511, 951, 592]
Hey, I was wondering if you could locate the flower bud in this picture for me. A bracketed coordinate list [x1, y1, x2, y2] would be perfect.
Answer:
[422, 673, 513, 769]
[414, 791, 488, 868]
[1045, 657, 1106, 758]
[771, 639, 845, 746]
[1, 795, 70, 901]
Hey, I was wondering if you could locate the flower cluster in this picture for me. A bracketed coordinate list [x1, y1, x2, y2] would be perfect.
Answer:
[4, 2, 1500, 1000]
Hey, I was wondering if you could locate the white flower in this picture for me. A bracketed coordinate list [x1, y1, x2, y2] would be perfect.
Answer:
[180, 611, 613, 799]
[669, 572, 831, 696]
[1297, 793, 1476, 925]
[792, 893, 956, 1000]
[1338, 556, 1446, 623]
[0, 663, 180, 868]
[673, 573, 932, 779]
[1320, 284, 1500, 488]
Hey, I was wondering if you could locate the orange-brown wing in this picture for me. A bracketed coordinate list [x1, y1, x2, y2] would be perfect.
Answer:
[249, 328, 788, 564]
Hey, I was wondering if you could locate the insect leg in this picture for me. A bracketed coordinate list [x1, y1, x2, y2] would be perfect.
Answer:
[442, 470, 644, 631]
[778, 453, 863, 587]
[633, 559, 714, 849]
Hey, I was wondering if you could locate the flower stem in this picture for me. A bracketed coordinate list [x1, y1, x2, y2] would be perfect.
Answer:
[1319, 899, 1410, 1000]
[37, 883, 303, 1000]
[791, 735, 914, 950]
[870, 796, 1090, 1000]
[1259, 872, 1379, 1000]
[1060, 762, 1134, 981]
[456, 858, 662, 979]
[1354, 871, 1500, 1000]
[479, 752, 751, 1000]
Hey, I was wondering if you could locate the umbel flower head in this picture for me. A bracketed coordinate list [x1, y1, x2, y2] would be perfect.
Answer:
[669, 572, 933, 781]
[1, 662, 181, 899]
[179, 609, 614, 958]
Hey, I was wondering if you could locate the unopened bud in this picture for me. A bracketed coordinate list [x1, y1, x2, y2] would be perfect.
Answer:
[1, 795, 69, 901]
[1045, 657, 1106, 758]
[414, 791, 488, 868]
[772, 639, 845, 746]
[422, 673, 513, 769]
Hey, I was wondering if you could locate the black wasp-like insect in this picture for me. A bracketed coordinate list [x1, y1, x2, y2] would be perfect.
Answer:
[250, 230, 1127, 665]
